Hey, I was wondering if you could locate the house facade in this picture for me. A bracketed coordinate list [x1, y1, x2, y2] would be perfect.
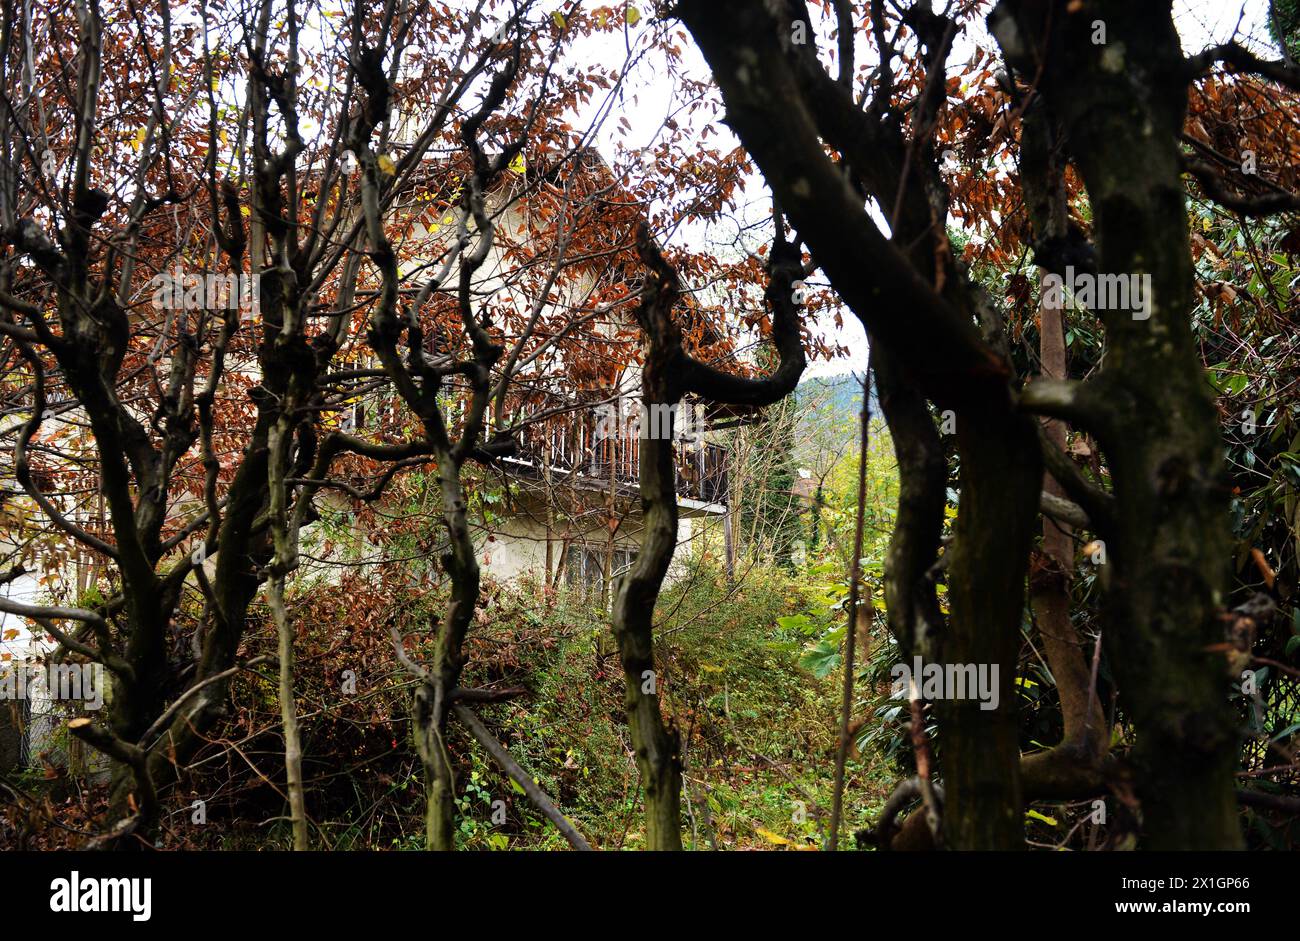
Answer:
[483, 398, 731, 592]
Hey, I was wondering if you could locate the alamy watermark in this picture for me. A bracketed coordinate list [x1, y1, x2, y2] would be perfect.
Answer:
[890, 657, 999, 711]
[150, 269, 260, 316]
[594, 401, 707, 443]
[1040, 265, 1152, 320]
[50, 871, 151, 921]
[0, 661, 104, 711]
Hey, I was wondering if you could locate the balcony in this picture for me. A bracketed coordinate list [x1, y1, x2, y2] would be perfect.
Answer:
[508, 406, 729, 507]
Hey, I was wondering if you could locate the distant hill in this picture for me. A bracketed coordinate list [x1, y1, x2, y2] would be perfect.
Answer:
[795, 374, 868, 413]
[796, 372, 877, 419]
[791, 372, 879, 464]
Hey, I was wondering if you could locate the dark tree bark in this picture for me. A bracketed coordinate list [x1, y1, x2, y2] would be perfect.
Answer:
[611, 220, 806, 849]
[680, 0, 1043, 848]
[873, 349, 946, 666]
[994, 0, 1244, 848]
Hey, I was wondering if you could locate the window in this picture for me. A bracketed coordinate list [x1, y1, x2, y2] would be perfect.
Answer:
[564, 544, 636, 596]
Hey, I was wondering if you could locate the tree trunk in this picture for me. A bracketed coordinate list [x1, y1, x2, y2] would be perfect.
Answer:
[611, 412, 684, 851]
[995, 0, 1243, 848]
[1031, 276, 1107, 759]
[412, 452, 481, 850]
[268, 571, 309, 850]
[941, 400, 1041, 848]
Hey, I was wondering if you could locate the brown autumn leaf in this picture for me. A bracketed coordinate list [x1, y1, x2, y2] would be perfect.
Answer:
[1249, 547, 1275, 589]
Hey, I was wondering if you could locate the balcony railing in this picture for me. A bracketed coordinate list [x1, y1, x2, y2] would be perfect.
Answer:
[511, 408, 728, 506]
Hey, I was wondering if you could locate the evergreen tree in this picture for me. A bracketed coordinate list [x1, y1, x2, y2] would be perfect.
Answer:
[741, 394, 803, 569]
[1270, 0, 1300, 59]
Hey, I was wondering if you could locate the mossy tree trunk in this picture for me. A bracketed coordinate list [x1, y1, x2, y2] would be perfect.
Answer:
[997, 0, 1242, 847]
[612, 221, 807, 849]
